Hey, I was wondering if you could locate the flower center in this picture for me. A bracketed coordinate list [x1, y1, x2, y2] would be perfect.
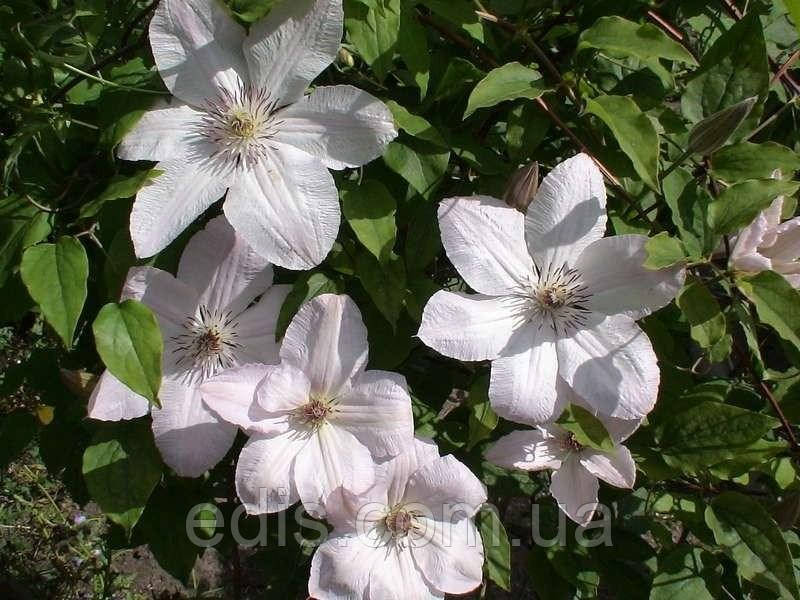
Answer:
[296, 398, 332, 427]
[531, 263, 591, 334]
[561, 432, 583, 453]
[172, 305, 240, 379]
[384, 506, 418, 538]
[200, 84, 280, 168]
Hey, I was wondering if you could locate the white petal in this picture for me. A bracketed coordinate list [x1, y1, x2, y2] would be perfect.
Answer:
[333, 370, 414, 459]
[525, 153, 607, 271]
[254, 363, 311, 413]
[273, 85, 397, 170]
[177, 215, 273, 315]
[404, 455, 487, 519]
[549, 457, 599, 526]
[411, 517, 484, 595]
[579, 446, 636, 489]
[151, 377, 237, 477]
[233, 285, 291, 365]
[556, 378, 642, 443]
[117, 100, 203, 161]
[438, 196, 535, 295]
[121, 266, 199, 338]
[577, 235, 684, 320]
[280, 294, 368, 398]
[764, 217, 800, 264]
[200, 364, 281, 434]
[243, 0, 343, 105]
[489, 328, 563, 425]
[376, 437, 441, 508]
[556, 315, 660, 420]
[235, 431, 307, 514]
[149, 0, 247, 106]
[223, 145, 339, 270]
[130, 158, 233, 259]
[369, 547, 443, 600]
[294, 425, 375, 514]
[308, 535, 379, 600]
[418, 291, 529, 362]
[485, 429, 565, 471]
[731, 212, 771, 273]
[86, 370, 150, 421]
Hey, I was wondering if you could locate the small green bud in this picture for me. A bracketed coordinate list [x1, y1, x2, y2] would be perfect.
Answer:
[688, 96, 758, 156]
[503, 162, 539, 213]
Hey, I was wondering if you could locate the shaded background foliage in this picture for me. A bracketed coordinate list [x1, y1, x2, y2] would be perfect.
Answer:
[2, 0, 800, 598]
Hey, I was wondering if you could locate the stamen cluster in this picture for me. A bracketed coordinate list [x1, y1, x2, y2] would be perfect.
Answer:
[531, 262, 591, 334]
[172, 305, 241, 379]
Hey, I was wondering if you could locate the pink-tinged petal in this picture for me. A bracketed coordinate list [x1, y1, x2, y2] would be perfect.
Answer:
[280, 294, 368, 398]
[255, 363, 310, 413]
[86, 370, 150, 421]
[273, 85, 397, 170]
[485, 429, 565, 471]
[294, 425, 375, 515]
[149, 0, 247, 106]
[418, 291, 529, 362]
[233, 284, 291, 365]
[579, 446, 636, 489]
[177, 215, 272, 315]
[730, 212, 772, 273]
[308, 534, 380, 600]
[224, 144, 339, 270]
[556, 378, 642, 443]
[489, 327, 563, 425]
[438, 196, 535, 295]
[243, 0, 343, 105]
[556, 314, 660, 420]
[333, 370, 414, 459]
[117, 100, 203, 162]
[151, 377, 237, 477]
[235, 431, 308, 514]
[525, 153, 607, 272]
[411, 517, 484, 595]
[200, 364, 284, 434]
[122, 266, 199, 337]
[130, 158, 233, 259]
[764, 217, 800, 264]
[376, 437, 441, 508]
[577, 235, 684, 320]
[403, 455, 487, 519]
[762, 194, 785, 238]
[549, 456, 599, 526]
[369, 547, 444, 600]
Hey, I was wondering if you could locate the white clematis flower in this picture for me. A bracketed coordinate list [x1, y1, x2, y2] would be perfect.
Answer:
[308, 437, 487, 600]
[730, 171, 800, 287]
[486, 386, 638, 526]
[119, 0, 397, 268]
[87, 216, 289, 477]
[418, 153, 684, 423]
[201, 294, 415, 515]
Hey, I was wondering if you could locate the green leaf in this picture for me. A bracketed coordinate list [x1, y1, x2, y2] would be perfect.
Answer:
[0, 195, 52, 287]
[20, 237, 88, 349]
[78, 169, 160, 219]
[585, 95, 660, 190]
[82, 420, 162, 534]
[466, 375, 498, 451]
[786, 0, 800, 39]
[276, 272, 343, 339]
[93, 300, 163, 406]
[397, 6, 429, 98]
[712, 141, 800, 183]
[420, 0, 484, 43]
[650, 547, 715, 600]
[383, 139, 449, 198]
[344, 0, 400, 82]
[682, 13, 769, 125]
[342, 180, 397, 262]
[654, 397, 778, 475]
[578, 16, 697, 66]
[355, 250, 406, 327]
[644, 232, 687, 269]
[737, 270, 800, 351]
[478, 507, 511, 591]
[405, 201, 441, 273]
[464, 62, 548, 118]
[706, 492, 800, 599]
[384, 101, 448, 147]
[677, 276, 730, 362]
[708, 179, 800, 235]
[557, 404, 614, 451]
[230, 0, 278, 22]
[662, 169, 716, 258]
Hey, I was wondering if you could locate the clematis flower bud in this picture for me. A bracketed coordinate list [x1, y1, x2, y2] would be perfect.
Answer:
[688, 96, 758, 156]
[503, 161, 539, 213]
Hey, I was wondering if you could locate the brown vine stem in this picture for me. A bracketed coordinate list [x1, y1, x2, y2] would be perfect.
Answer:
[759, 380, 800, 451]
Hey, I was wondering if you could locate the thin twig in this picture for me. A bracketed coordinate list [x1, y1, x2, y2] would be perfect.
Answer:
[759, 380, 800, 451]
